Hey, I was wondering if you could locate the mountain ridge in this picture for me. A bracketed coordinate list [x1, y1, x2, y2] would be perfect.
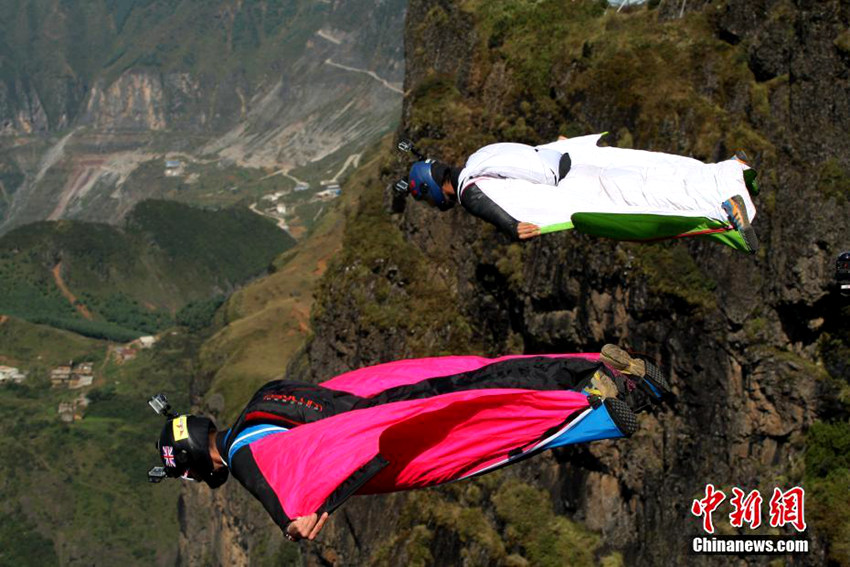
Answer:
[0, 0, 405, 234]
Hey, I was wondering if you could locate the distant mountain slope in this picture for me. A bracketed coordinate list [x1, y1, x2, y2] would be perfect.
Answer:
[0, 200, 295, 339]
[0, 0, 405, 232]
[0, 140, 352, 567]
[0, 0, 403, 133]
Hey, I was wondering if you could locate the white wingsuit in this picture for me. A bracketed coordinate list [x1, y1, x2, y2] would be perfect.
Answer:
[457, 134, 757, 230]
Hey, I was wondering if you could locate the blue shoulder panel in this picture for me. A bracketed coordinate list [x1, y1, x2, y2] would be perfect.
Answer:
[227, 424, 289, 465]
[541, 403, 624, 450]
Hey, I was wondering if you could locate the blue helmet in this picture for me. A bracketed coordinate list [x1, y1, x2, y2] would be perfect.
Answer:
[408, 160, 454, 210]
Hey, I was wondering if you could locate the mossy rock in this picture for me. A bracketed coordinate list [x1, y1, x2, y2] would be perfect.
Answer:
[493, 478, 601, 567]
[629, 242, 717, 311]
[806, 420, 850, 565]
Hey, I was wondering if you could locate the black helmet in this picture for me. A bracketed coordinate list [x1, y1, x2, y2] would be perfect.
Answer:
[156, 415, 228, 488]
[148, 393, 228, 489]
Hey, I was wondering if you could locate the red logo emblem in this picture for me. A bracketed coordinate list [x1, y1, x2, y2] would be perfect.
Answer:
[729, 488, 763, 529]
[692, 485, 807, 534]
[768, 487, 807, 532]
[691, 483, 726, 534]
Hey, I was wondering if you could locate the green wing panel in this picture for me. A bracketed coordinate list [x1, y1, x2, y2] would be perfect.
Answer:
[569, 212, 748, 252]
[539, 221, 574, 234]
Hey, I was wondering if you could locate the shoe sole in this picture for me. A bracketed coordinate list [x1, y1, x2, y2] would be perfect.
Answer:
[722, 196, 759, 254]
[738, 225, 759, 254]
[587, 370, 620, 399]
[604, 398, 639, 437]
[600, 344, 672, 399]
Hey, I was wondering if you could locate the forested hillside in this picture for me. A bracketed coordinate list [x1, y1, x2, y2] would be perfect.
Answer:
[0, 200, 294, 340]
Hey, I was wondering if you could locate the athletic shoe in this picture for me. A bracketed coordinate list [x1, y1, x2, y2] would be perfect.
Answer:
[733, 150, 751, 166]
[733, 150, 760, 195]
[583, 369, 620, 399]
[721, 195, 759, 254]
[600, 344, 672, 404]
[604, 398, 639, 437]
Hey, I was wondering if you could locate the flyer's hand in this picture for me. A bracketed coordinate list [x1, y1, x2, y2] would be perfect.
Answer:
[558, 135, 568, 140]
[517, 222, 541, 240]
[286, 512, 329, 541]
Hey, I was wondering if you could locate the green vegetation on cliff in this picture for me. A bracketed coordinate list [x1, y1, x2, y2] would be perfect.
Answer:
[313, 178, 475, 355]
[808, 312, 850, 565]
[628, 242, 718, 310]
[807, 420, 850, 565]
[369, 475, 616, 567]
[408, 0, 777, 163]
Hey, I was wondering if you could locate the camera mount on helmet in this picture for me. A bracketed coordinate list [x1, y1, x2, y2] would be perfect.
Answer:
[148, 392, 176, 483]
[148, 466, 167, 483]
[393, 179, 410, 197]
[397, 138, 425, 160]
[148, 392, 175, 418]
[394, 138, 428, 199]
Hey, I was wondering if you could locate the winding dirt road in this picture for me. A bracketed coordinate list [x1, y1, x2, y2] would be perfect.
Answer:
[52, 262, 94, 320]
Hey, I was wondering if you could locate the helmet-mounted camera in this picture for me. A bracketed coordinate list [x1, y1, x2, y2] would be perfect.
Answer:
[148, 466, 167, 484]
[397, 138, 425, 160]
[148, 392, 175, 418]
[392, 138, 455, 211]
[393, 179, 410, 197]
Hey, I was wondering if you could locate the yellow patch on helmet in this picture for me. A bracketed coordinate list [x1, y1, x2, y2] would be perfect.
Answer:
[172, 415, 189, 441]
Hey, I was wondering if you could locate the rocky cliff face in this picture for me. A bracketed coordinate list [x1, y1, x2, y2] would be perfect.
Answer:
[82, 71, 169, 132]
[0, 81, 50, 135]
[180, 1, 850, 565]
[294, 1, 849, 565]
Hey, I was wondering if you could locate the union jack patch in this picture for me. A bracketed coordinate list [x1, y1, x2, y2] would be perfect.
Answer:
[162, 445, 176, 467]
